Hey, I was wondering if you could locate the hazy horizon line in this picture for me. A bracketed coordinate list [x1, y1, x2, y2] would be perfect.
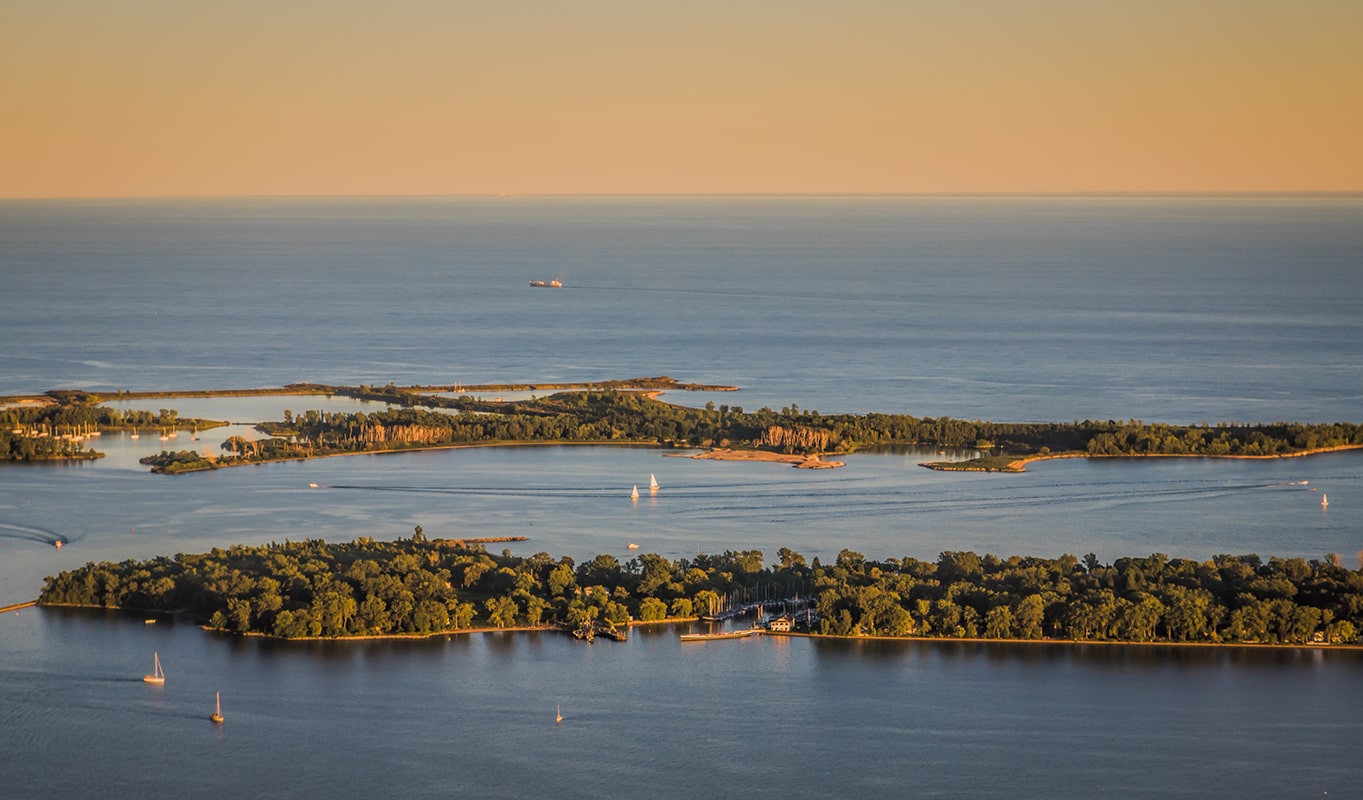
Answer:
[4, 190, 1362, 203]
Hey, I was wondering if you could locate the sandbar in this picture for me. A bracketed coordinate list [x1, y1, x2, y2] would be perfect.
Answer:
[687, 448, 844, 469]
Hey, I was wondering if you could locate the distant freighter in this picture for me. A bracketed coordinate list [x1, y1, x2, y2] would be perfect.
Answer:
[529, 279, 562, 288]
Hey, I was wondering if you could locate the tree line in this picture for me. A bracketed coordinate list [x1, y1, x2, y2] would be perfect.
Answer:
[38, 534, 1362, 645]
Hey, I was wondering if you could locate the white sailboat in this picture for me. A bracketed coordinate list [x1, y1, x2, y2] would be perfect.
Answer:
[649, 473, 659, 492]
[210, 691, 224, 724]
[143, 652, 165, 684]
[1321, 493, 1328, 508]
[556, 704, 563, 724]
[630, 485, 639, 500]
[129, 428, 139, 440]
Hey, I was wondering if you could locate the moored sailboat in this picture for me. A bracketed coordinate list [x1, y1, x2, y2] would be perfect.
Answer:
[210, 691, 224, 724]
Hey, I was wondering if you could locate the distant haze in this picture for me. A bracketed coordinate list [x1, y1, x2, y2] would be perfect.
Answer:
[3, 1, 1360, 197]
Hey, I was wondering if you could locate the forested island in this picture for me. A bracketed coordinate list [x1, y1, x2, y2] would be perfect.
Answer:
[7, 377, 1363, 470]
[38, 534, 1363, 646]
[143, 385, 1363, 474]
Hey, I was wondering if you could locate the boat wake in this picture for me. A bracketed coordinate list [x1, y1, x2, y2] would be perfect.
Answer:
[673, 477, 1304, 523]
[0, 521, 72, 547]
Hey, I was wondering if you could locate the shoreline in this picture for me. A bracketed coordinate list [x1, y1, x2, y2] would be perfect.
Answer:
[766, 630, 1363, 651]
[200, 614, 704, 642]
[921, 443, 1363, 473]
[25, 603, 1358, 651]
[151, 438, 671, 474]
[0, 377, 739, 407]
[155, 441, 844, 475]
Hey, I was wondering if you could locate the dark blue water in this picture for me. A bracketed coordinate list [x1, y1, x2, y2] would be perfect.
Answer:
[4, 196, 1361, 421]
[3, 197, 1362, 798]
[4, 609, 1360, 800]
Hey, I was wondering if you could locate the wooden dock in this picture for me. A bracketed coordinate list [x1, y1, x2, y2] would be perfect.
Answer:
[568, 621, 627, 643]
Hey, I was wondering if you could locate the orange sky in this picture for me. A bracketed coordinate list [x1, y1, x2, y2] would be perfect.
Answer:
[2, 1, 1360, 197]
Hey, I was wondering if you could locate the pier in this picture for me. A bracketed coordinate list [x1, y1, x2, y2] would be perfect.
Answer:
[567, 620, 627, 643]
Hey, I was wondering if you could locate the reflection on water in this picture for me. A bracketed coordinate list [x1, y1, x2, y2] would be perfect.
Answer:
[810, 634, 1359, 671]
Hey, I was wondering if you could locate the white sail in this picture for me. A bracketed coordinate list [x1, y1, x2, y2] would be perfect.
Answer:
[143, 652, 165, 684]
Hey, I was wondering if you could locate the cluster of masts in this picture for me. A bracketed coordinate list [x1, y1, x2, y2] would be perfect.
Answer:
[9, 421, 103, 440]
[141, 652, 224, 724]
[16, 425, 201, 441]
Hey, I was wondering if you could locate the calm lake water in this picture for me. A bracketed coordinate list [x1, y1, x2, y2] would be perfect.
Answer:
[2, 196, 1362, 798]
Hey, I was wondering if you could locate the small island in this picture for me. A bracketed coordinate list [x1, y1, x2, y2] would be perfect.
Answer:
[37, 533, 1363, 646]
